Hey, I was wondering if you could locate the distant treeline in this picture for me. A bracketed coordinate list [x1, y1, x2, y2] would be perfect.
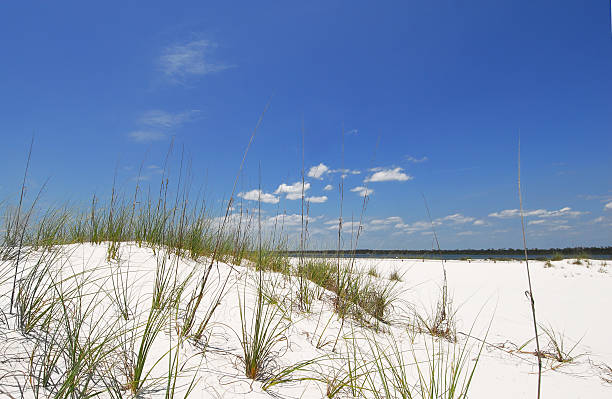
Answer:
[285, 247, 612, 257]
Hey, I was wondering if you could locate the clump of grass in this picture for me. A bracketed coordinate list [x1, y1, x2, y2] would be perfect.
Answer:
[358, 280, 400, 325]
[389, 269, 403, 282]
[551, 252, 564, 261]
[367, 266, 379, 278]
[14, 248, 63, 334]
[539, 324, 584, 364]
[595, 362, 612, 384]
[238, 276, 287, 380]
[415, 285, 456, 341]
[544, 260, 553, 268]
[363, 321, 488, 399]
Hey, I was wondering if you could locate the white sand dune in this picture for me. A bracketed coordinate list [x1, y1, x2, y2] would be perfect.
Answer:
[0, 243, 610, 398]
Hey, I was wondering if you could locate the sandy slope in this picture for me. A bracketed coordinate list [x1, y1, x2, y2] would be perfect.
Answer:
[0, 244, 610, 398]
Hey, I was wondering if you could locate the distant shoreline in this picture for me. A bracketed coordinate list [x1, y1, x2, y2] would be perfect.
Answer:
[285, 247, 612, 260]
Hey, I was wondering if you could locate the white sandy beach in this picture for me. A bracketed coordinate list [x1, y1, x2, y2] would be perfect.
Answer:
[0, 243, 610, 398]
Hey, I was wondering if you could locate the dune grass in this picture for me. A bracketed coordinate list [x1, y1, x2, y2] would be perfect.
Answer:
[0, 134, 502, 399]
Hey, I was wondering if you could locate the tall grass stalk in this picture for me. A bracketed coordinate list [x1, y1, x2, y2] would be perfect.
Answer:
[183, 101, 269, 336]
[10, 137, 34, 312]
[518, 138, 542, 398]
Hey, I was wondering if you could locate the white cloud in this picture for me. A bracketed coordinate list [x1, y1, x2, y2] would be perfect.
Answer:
[488, 207, 587, 219]
[350, 186, 374, 197]
[159, 39, 231, 82]
[364, 167, 412, 183]
[405, 156, 428, 163]
[393, 213, 479, 235]
[307, 196, 328, 204]
[140, 109, 200, 128]
[307, 163, 330, 179]
[438, 213, 475, 224]
[323, 184, 333, 191]
[550, 225, 571, 231]
[473, 219, 486, 226]
[324, 219, 362, 231]
[128, 131, 166, 142]
[346, 129, 358, 135]
[265, 213, 318, 227]
[237, 189, 279, 204]
[331, 168, 361, 177]
[274, 181, 311, 200]
[370, 216, 403, 225]
[368, 216, 404, 231]
[605, 202, 612, 211]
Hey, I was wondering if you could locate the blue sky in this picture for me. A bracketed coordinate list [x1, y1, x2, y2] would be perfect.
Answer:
[0, 1, 610, 249]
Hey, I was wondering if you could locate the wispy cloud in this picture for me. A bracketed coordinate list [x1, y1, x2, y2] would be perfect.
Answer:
[405, 155, 428, 163]
[350, 186, 374, 197]
[265, 213, 319, 228]
[139, 109, 200, 129]
[132, 164, 165, 181]
[331, 168, 361, 177]
[367, 216, 403, 231]
[393, 213, 480, 235]
[237, 189, 279, 204]
[129, 109, 199, 143]
[488, 207, 587, 219]
[159, 39, 232, 83]
[128, 131, 166, 142]
[346, 128, 358, 135]
[364, 167, 412, 183]
[323, 184, 333, 191]
[605, 202, 612, 211]
[307, 163, 330, 179]
[274, 181, 310, 200]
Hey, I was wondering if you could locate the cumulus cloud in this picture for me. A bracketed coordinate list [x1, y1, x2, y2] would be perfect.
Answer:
[350, 186, 374, 197]
[159, 39, 232, 82]
[307, 163, 330, 179]
[128, 131, 166, 142]
[307, 196, 328, 203]
[488, 207, 587, 219]
[237, 189, 279, 204]
[274, 181, 311, 200]
[605, 202, 612, 211]
[473, 219, 486, 226]
[364, 167, 412, 183]
[323, 184, 333, 191]
[405, 156, 428, 163]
